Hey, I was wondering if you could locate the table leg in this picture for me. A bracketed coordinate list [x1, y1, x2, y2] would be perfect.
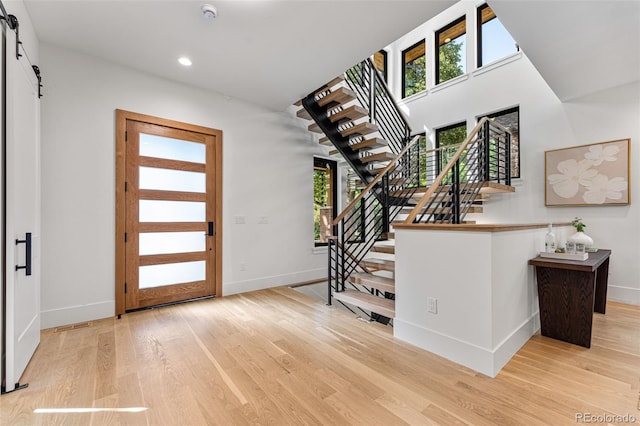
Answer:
[593, 258, 609, 314]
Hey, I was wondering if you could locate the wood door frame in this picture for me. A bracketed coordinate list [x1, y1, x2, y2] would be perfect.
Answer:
[115, 109, 223, 316]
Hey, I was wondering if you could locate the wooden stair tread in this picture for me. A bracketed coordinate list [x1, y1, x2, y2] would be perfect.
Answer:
[389, 181, 513, 198]
[324, 76, 345, 90]
[351, 273, 395, 293]
[308, 122, 322, 133]
[360, 151, 395, 164]
[329, 105, 368, 123]
[391, 192, 484, 204]
[361, 258, 395, 272]
[480, 181, 516, 193]
[333, 291, 395, 319]
[341, 122, 378, 138]
[389, 177, 406, 185]
[350, 137, 388, 151]
[317, 87, 356, 108]
[296, 108, 311, 120]
[319, 136, 332, 146]
[400, 206, 484, 214]
[371, 244, 395, 254]
[382, 232, 395, 239]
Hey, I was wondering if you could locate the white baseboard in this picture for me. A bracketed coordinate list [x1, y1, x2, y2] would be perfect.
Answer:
[41, 300, 115, 329]
[39, 269, 325, 328]
[223, 268, 325, 296]
[492, 313, 539, 375]
[394, 313, 539, 378]
[608, 285, 640, 305]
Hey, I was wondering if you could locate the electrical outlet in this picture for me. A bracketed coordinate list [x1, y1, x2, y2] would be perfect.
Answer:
[240, 262, 247, 271]
[235, 215, 246, 224]
[258, 216, 268, 224]
[427, 297, 438, 314]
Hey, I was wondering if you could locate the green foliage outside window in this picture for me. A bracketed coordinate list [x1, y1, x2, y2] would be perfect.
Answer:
[437, 124, 468, 184]
[404, 55, 426, 98]
[438, 40, 464, 83]
[313, 168, 329, 243]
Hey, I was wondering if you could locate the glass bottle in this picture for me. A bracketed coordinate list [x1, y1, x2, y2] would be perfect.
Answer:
[545, 224, 556, 253]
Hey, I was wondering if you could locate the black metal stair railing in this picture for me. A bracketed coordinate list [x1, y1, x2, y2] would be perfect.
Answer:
[344, 58, 410, 155]
[328, 136, 421, 310]
[303, 57, 412, 191]
[404, 117, 512, 224]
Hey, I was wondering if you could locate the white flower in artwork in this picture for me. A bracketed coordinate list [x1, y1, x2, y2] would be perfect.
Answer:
[582, 174, 627, 204]
[584, 144, 620, 166]
[547, 159, 597, 198]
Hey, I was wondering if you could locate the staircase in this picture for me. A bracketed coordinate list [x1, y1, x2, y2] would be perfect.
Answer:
[296, 58, 515, 324]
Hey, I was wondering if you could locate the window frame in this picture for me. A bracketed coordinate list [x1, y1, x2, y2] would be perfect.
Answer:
[435, 121, 467, 174]
[373, 49, 388, 82]
[476, 3, 519, 68]
[435, 15, 467, 85]
[401, 39, 426, 99]
[481, 106, 520, 179]
[313, 157, 338, 247]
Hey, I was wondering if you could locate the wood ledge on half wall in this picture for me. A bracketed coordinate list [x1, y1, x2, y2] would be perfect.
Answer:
[393, 222, 572, 233]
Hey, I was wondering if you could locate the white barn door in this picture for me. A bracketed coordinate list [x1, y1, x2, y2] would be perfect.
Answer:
[1, 23, 41, 393]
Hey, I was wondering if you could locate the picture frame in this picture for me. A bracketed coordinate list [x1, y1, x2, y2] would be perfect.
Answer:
[545, 138, 630, 206]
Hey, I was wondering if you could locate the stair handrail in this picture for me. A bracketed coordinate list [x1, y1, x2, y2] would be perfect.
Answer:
[403, 117, 500, 224]
[332, 134, 421, 226]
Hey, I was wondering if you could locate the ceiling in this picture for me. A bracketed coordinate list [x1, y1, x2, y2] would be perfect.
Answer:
[21, 0, 456, 111]
[489, 0, 640, 102]
[18, 1, 640, 109]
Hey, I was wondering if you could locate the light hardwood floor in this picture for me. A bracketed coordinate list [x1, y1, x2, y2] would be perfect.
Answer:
[1, 287, 639, 425]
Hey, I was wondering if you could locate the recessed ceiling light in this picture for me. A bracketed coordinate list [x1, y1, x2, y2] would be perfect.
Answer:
[178, 56, 192, 67]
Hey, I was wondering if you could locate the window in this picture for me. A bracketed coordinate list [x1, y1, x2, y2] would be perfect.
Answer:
[402, 40, 426, 98]
[373, 50, 388, 82]
[436, 122, 467, 174]
[436, 16, 466, 84]
[484, 106, 520, 178]
[477, 4, 519, 67]
[410, 132, 429, 187]
[314, 157, 337, 246]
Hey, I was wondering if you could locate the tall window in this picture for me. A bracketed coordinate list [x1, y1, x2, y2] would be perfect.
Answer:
[373, 50, 388, 82]
[483, 106, 520, 178]
[436, 122, 467, 173]
[314, 157, 337, 246]
[477, 4, 519, 67]
[436, 16, 466, 84]
[402, 40, 426, 98]
[412, 132, 428, 187]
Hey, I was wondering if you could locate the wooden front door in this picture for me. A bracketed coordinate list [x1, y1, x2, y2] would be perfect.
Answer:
[115, 110, 222, 314]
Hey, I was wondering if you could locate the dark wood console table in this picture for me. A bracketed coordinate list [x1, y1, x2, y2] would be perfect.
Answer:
[529, 249, 611, 348]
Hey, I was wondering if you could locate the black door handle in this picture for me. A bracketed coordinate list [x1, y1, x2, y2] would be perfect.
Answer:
[16, 232, 32, 276]
[208, 221, 214, 236]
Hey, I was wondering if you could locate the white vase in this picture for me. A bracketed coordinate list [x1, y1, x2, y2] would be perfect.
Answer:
[568, 231, 593, 248]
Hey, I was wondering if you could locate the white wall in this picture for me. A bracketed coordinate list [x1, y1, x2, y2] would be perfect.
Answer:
[39, 44, 330, 328]
[385, 1, 640, 305]
[395, 226, 567, 377]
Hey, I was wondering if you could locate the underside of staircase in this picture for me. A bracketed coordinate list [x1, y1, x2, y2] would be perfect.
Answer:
[295, 59, 515, 324]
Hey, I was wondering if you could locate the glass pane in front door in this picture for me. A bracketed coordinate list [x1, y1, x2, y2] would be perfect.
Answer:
[139, 167, 206, 192]
[139, 133, 206, 163]
[139, 200, 206, 222]
[139, 261, 206, 289]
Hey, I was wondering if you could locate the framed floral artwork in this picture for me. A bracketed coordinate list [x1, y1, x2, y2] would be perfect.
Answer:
[545, 138, 630, 206]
